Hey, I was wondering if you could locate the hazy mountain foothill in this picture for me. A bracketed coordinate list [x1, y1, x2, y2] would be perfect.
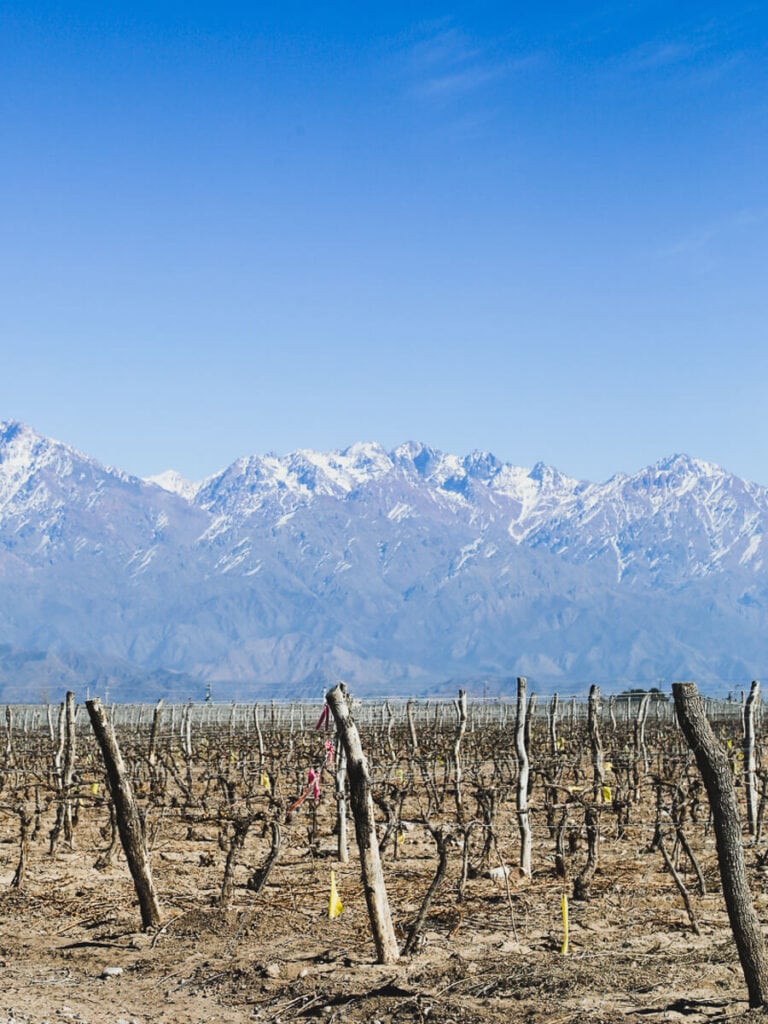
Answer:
[0, 420, 765, 703]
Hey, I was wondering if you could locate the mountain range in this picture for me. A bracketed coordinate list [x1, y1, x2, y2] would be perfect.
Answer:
[1, 420, 766, 701]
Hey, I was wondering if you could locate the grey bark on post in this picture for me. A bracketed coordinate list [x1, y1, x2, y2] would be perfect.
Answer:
[62, 691, 76, 844]
[181, 702, 193, 758]
[515, 677, 532, 876]
[608, 695, 617, 734]
[635, 692, 651, 774]
[549, 693, 559, 755]
[325, 684, 399, 964]
[673, 681, 768, 1008]
[5, 706, 14, 763]
[335, 738, 349, 864]
[525, 692, 537, 761]
[384, 701, 396, 760]
[50, 691, 77, 852]
[453, 689, 468, 824]
[406, 699, 419, 757]
[86, 698, 162, 931]
[744, 680, 760, 837]
[253, 704, 265, 765]
[147, 699, 164, 767]
[587, 685, 605, 800]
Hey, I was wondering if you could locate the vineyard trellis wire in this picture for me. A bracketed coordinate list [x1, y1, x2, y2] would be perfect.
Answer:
[0, 691, 750, 737]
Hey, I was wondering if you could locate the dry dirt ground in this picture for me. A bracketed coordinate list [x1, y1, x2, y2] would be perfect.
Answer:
[0, 804, 767, 1024]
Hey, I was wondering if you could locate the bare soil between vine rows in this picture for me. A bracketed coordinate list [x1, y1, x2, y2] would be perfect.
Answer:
[0, 807, 767, 1024]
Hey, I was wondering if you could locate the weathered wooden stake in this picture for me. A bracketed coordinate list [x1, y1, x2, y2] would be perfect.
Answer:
[515, 676, 532, 875]
[50, 691, 77, 852]
[326, 684, 399, 964]
[673, 681, 768, 1008]
[253, 703, 265, 765]
[744, 680, 760, 837]
[86, 698, 162, 930]
[335, 735, 349, 863]
[147, 698, 164, 767]
[587, 685, 605, 800]
[406, 699, 419, 756]
[549, 693, 559, 754]
[453, 689, 468, 824]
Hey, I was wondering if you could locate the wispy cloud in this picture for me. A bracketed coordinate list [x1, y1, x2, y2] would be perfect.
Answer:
[625, 40, 703, 71]
[612, 16, 751, 87]
[401, 22, 541, 105]
[663, 208, 768, 272]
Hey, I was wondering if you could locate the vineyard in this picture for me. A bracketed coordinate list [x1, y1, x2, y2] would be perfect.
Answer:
[0, 684, 764, 1024]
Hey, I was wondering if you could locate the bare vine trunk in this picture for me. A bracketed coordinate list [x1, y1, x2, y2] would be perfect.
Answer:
[744, 680, 760, 837]
[453, 689, 467, 824]
[326, 684, 399, 964]
[673, 681, 768, 1008]
[515, 677, 532, 875]
[587, 685, 604, 800]
[86, 699, 162, 930]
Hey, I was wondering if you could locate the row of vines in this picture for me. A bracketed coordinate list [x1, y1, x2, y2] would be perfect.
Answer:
[0, 681, 765, 995]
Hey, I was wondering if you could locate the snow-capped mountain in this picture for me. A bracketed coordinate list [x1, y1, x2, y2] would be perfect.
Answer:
[1, 420, 766, 700]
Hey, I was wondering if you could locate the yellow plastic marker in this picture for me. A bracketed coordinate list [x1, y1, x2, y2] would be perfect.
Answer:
[602, 784, 612, 802]
[561, 893, 570, 955]
[261, 771, 271, 793]
[91, 782, 99, 796]
[328, 870, 344, 920]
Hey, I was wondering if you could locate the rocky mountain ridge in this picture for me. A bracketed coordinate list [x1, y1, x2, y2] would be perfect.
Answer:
[0, 420, 765, 700]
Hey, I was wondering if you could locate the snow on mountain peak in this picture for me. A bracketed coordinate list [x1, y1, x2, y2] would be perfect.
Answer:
[4, 421, 768, 695]
[392, 441, 442, 476]
[146, 470, 200, 502]
[463, 450, 502, 479]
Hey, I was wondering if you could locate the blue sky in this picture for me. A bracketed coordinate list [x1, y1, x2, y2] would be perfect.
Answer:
[2, 2, 767, 484]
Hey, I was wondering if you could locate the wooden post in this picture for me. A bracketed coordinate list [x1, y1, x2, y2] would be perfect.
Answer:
[549, 693, 559, 755]
[325, 684, 399, 964]
[86, 699, 162, 930]
[587, 685, 605, 800]
[453, 689, 467, 824]
[406, 699, 419, 756]
[50, 691, 77, 852]
[744, 680, 760, 837]
[673, 681, 768, 1007]
[635, 692, 651, 775]
[62, 690, 76, 844]
[5, 706, 14, 763]
[515, 677, 532, 875]
[335, 738, 349, 864]
[253, 703, 265, 765]
[525, 691, 537, 759]
[147, 698, 164, 767]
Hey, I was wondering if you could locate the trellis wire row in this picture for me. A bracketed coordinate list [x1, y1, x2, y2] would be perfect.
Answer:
[1, 694, 751, 736]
